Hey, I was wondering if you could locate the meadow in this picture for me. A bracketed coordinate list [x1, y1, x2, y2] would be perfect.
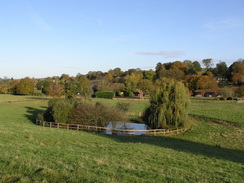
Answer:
[0, 95, 243, 182]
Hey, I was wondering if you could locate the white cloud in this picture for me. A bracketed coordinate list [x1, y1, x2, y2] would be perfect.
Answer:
[203, 17, 243, 31]
[135, 50, 184, 58]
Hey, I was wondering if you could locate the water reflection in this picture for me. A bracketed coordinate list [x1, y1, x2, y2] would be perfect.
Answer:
[105, 122, 148, 135]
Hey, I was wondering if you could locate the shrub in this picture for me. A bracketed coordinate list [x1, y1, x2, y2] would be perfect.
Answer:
[116, 102, 131, 112]
[143, 78, 190, 129]
[43, 98, 81, 123]
[96, 91, 114, 99]
[235, 86, 244, 98]
[71, 102, 127, 127]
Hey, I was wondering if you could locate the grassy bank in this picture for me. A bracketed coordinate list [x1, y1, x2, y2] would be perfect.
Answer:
[0, 95, 243, 182]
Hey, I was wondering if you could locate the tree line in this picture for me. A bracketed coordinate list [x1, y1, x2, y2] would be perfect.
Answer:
[0, 58, 243, 98]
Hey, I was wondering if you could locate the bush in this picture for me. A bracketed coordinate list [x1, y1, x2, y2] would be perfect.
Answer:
[143, 78, 190, 129]
[43, 98, 81, 123]
[39, 98, 127, 126]
[235, 86, 244, 98]
[116, 102, 131, 112]
[219, 97, 226, 100]
[96, 91, 114, 99]
[71, 102, 128, 127]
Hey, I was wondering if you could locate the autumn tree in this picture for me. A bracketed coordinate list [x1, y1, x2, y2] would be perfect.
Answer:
[160, 69, 185, 81]
[185, 75, 199, 91]
[46, 82, 64, 97]
[80, 77, 93, 98]
[143, 78, 190, 129]
[111, 83, 125, 96]
[60, 74, 70, 82]
[227, 60, 244, 85]
[16, 77, 34, 95]
[170, 61, 187, 72]
[196, 75, 218, 90]
[0, 85, 9, 94]
[9, 80, 19, 94]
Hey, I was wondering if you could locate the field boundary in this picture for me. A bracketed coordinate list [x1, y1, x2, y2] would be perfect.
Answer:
[35, 119, 186, 136]
[0, 99, 49, 103]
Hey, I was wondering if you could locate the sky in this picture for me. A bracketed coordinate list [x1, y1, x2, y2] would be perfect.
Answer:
[0, 0, 244, 79]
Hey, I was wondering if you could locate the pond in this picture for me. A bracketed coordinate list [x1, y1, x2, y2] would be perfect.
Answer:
[105, 122, 148, 135]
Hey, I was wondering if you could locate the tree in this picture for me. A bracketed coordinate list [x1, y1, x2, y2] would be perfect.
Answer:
[202, 58, 213, 70]
[160, 69, 185, 81]
[192, 61, 202, 72]
[155, 62, 165, 79]
[98, 80, 112, 92]
[227, 60, 244, 85]
[196, 75, 218, 89]
[183, 60, 193, 69]
[80, 77, 93, 99]
[16, 77, 34, 95]
[143, 78, 190, 129]
[113, 67, 122, 76]
[138, 79, 153, 95]
[143, 69, 155, 81]
[212, 61, 228, 77]
[124, 72, 142, 96]
[46, 82, 64, 97]
[111, 83, 124, 96]
[0, 85, 9, 94]
[64, 82, 80, 99]
[9, 80, 19, 94]
[170, 61, 187, 72]
[185, 75, 199, 91]
[60, 74, 70, 82]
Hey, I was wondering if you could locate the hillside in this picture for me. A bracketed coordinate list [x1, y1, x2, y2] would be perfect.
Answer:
[0, 95, 243, 182]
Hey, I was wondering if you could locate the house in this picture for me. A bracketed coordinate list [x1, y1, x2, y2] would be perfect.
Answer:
[133, 89, 144, 99]
[194, 89, 223, 97]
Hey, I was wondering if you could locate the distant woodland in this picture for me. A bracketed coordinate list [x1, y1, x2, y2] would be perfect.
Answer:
[0, 58, 244, 98]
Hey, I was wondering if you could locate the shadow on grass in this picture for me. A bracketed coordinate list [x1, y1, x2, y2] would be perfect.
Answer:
[25, 106, 47, 123]
[98, 133, 244, 164]
[24, 106, 244, 164]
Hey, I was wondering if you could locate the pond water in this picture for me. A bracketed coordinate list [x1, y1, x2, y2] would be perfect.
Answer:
[105, 122, 148, 135]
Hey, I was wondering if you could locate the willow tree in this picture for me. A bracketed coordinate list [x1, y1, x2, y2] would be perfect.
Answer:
[143, 78, 190, 129]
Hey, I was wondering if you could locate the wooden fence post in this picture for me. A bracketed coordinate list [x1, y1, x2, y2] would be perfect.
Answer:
[77, 124, 79, 131]
[57, 123, 59, 128]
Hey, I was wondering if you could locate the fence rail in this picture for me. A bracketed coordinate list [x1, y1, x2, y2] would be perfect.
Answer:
[35, 120, 186, 136]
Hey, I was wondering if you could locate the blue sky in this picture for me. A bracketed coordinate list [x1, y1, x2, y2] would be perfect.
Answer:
[0, 0, 244, 78]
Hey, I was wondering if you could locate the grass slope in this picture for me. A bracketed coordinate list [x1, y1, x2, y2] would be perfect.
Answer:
[0, 95, 243, 182]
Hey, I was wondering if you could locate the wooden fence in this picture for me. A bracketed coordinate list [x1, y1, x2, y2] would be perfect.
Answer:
[35, 119, 186, 136]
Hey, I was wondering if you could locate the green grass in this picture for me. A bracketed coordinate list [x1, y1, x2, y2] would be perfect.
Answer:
[0, 95, 243, 182]
[94, 98, 244, 125]
[189, 101, 244, 124]
[0, 94, 50, 102]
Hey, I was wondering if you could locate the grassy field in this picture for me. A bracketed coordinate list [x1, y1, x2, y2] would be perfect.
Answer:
[0, 95, 243, 182]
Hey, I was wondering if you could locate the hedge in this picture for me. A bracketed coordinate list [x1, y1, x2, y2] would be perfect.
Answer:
[96, 91, 114, 99]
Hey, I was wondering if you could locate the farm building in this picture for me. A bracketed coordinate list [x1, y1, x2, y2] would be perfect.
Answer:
[133, 89, 144, 99]
[194, 89, 223, 97]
